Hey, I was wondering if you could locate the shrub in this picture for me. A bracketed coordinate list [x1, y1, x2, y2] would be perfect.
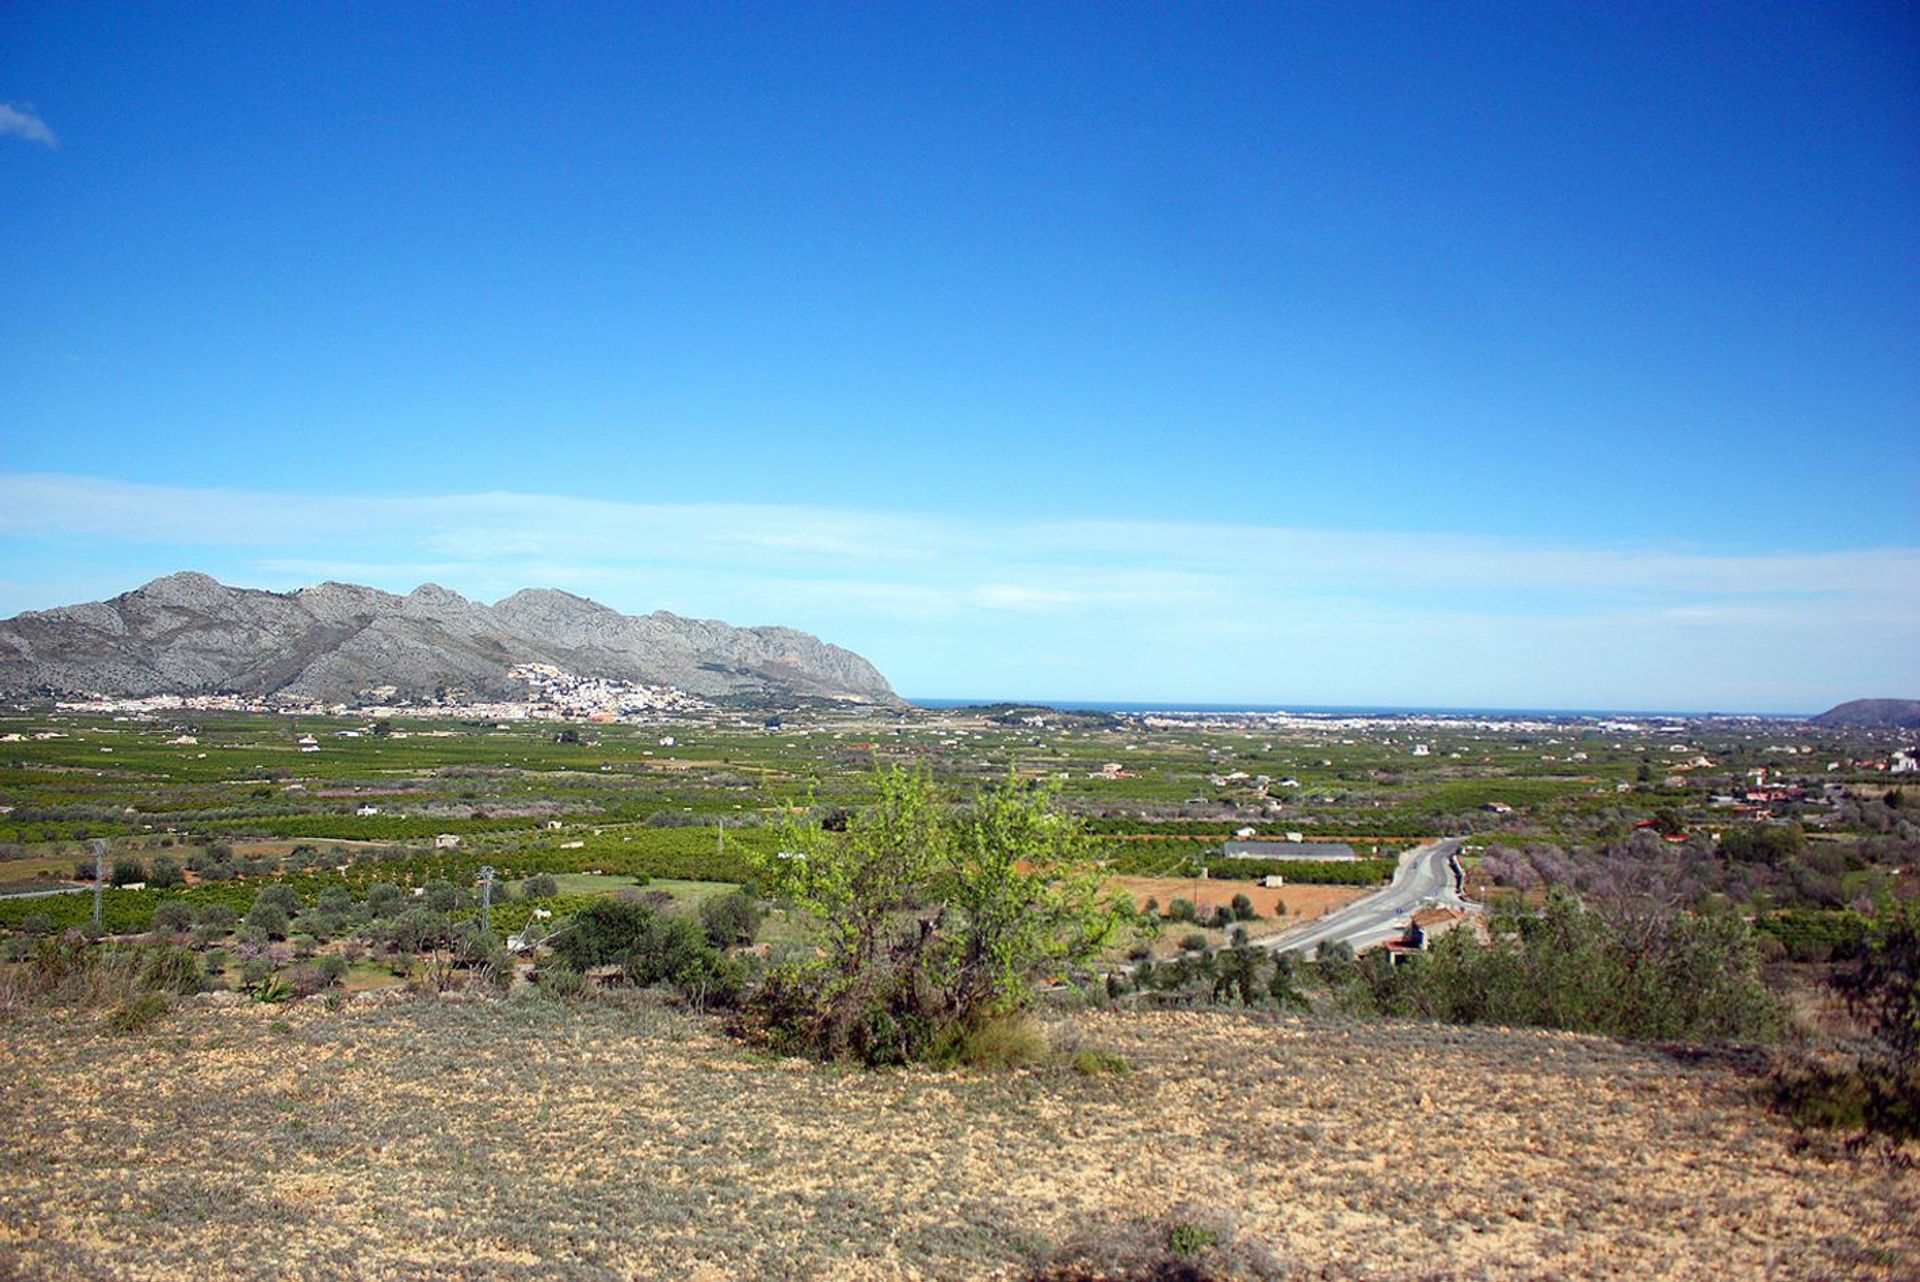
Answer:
[317, 954, 350, 984]
[739, 766, 1123, 1066]
[109, 857, 146, 887]
[421, 880, 469, 913]
[244, 901, 289, 940]
[106, 992, 170, 1034]
[21, 912, 55, 937]
[1069, 1048, 1131, 1076]
[549, 899, 737, 1005]
[1229, 892, 1257, 922]
[195, 905, 239, 931]
[1167, 1222, 1216, 1258]
[1831, 899, 1920, 1142]
[1028, 1206, 1277, 1281]
[316, 886, 356, 916]
[953, 1012, 1047, 1069]
[536, 960, 585, 1000]
[1167, 898, 1198, 924]
[522, 873, 559, 899]
[550, 899, 660, 970]
[151, 902, 195, 933]
[364, 882, 405, 917]
[1180, 933, 1208, 953]
[283, 964, 331, 997]
[700, 889, 762, 948]
[1268, 953, 1307, 1009]
[141, 947, 202, 995]
[253, 883, 301, 917]
[1344, 893, 1779, 1042]
[382, 908, 446, 954]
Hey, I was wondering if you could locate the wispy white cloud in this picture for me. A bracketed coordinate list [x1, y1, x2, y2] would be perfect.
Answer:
[0, 103, 58, 148]
[4, 472, 1913, 605]
[0, 473, 1912, 709]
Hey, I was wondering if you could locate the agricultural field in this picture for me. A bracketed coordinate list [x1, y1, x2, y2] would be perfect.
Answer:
[0, 702, 1914, 992]
[1, 703, 1915, 1279]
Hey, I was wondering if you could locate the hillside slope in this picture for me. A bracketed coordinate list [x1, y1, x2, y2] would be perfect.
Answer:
[1813, 699, 1920, 729]
[0, 999, 1911, 1281]
[0, 572, 900, 706]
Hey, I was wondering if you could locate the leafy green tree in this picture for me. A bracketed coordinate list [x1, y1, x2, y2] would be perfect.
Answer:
[421, 880, 469, 914]
[194, 904, 238, 931]
[253, 883, 301, 917]
[243, 901, 289, 941]
[741, 766, 1123, 1065]
[364, 882, 405, 917]
[522, 872, 559, 899]
[382, 907, 445, 954]
[316, 886, 356, 916]
[109, 857, 146, 887]
[547, 898, 739, 1006]
[146, 856, 184, 889]
[941, 775, 1122, 1020]
[151, 902, 195, 933]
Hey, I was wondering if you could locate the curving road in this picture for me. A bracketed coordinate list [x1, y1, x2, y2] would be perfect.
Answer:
[1259, 836, 1469, 959]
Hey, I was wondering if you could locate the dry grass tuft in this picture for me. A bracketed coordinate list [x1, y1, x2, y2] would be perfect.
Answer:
[0, 998, 1914, 1280]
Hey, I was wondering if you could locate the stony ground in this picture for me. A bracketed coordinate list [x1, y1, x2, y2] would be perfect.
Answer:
[1, 993, 1914, 1280]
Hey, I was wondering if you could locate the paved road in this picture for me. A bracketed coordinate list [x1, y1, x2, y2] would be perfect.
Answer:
[0, 884, 92, 900]
[1259, 837, 1469, 959]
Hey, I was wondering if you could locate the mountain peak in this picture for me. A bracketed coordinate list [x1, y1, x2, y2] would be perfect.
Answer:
[135, 570, 224, 595]
[0, 573, 900, 708]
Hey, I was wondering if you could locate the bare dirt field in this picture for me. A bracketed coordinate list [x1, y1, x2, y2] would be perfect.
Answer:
[1109, 875, 1371, 927]
[2, 995, 1913, 1280]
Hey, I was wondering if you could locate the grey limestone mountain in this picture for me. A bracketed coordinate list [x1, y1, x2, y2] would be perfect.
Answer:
[0, 572, 901, 707]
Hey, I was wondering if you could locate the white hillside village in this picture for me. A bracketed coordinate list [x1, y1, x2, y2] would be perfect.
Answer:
[52, 663, 713, 725]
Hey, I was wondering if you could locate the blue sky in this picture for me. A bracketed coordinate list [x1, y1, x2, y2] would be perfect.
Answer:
[2, 3, 1915, 710]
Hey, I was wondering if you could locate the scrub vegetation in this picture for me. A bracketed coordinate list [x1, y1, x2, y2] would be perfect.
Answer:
[1, 703, 1916, 1277]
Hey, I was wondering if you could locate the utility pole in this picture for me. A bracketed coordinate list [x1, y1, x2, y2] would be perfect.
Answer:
[90, 838, 106, 934]
[478, 865, 495, 935]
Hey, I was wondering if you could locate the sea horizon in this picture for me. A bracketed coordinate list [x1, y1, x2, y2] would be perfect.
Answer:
[906, 697, 1815, 720]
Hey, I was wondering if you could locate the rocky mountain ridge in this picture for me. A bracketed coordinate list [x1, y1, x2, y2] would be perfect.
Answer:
[0, 573, 900, 707]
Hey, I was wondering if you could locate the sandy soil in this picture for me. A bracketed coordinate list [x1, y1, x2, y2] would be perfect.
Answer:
[2, 995, 1912, 1281]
